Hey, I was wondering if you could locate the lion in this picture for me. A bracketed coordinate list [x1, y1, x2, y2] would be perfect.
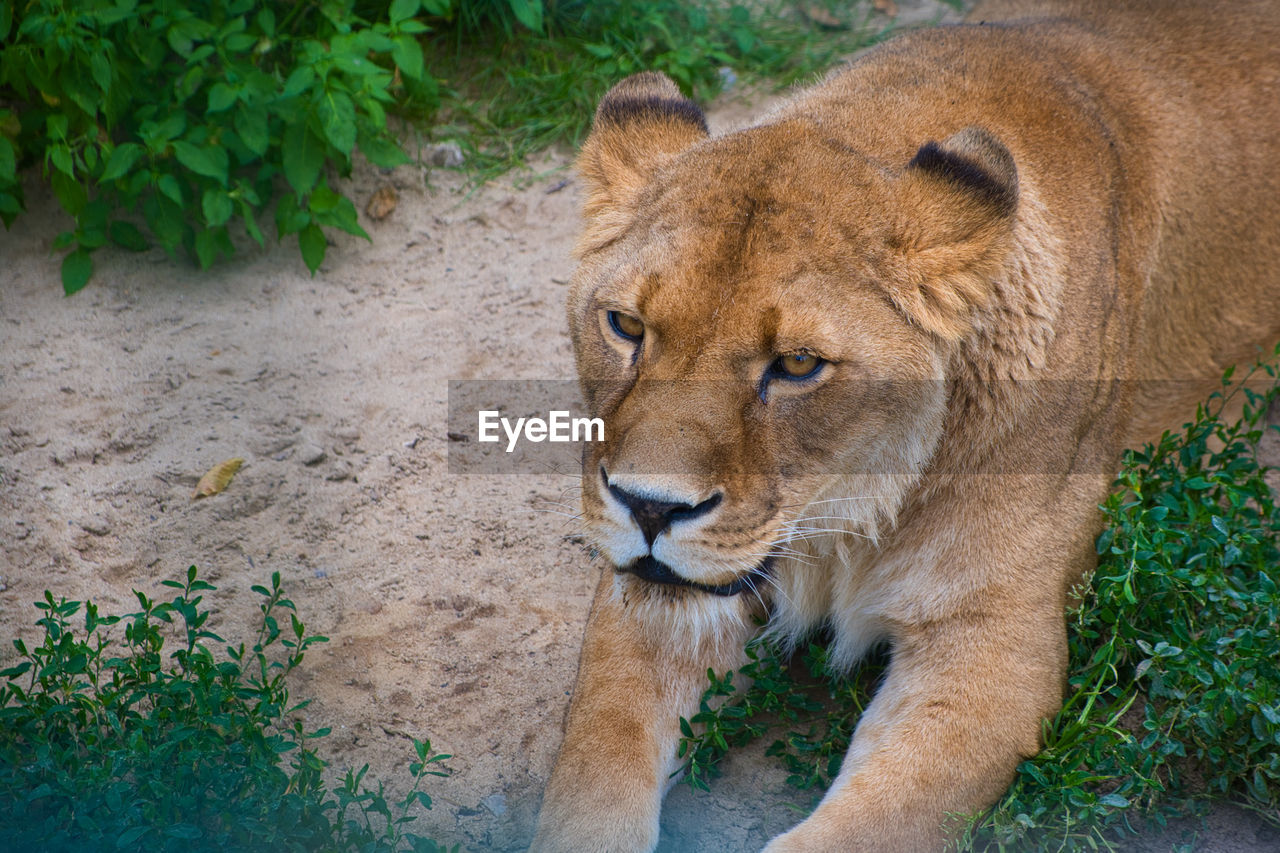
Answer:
[530, 1, 1280, 850]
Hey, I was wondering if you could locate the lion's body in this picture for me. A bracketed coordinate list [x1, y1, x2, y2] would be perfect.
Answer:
[532, 2, 1280, 850]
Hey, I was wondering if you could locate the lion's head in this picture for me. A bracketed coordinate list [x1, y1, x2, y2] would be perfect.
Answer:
[567, 72, 1020, 635]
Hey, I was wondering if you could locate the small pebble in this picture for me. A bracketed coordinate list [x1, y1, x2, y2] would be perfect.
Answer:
[483, 793, 507, 817]
[429, 142, 465, 168]
[299, 443, 326, 466]
[79, 518, 111, 537]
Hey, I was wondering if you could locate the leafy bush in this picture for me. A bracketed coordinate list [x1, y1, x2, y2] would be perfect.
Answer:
[0, 0, 887, 290]
[677, 357, 1280, 850]
[0, 565, 455, 852]
[0, 0, 440, 292]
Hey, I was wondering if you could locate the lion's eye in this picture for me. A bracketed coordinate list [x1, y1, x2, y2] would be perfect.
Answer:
[773, 352, 823, 380]
[607, 311, 645, 342]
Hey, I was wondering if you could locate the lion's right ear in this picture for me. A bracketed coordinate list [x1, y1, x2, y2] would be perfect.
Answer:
[576, 72, 708, 254]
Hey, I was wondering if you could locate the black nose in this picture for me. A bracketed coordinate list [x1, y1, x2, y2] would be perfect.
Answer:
[602, 467, 722, 546]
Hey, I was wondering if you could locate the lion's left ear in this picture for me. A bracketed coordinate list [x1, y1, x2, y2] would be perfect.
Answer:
[575, 72, 709, 254]
[881, 127, 1019, 340]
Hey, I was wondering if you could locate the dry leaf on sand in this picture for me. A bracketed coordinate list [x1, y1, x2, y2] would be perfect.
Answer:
[366, 185, 399, 221]
[193, 458, 244, 499]
[873, 0, 899, 18]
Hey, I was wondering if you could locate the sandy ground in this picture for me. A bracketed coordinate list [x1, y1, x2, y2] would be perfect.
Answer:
[3, 4, 1279, 852]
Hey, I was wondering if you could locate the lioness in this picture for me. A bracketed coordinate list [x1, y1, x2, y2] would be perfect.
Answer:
[532, 1, 1280, 849]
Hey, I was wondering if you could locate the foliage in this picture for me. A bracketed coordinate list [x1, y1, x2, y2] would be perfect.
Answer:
[0, 565, 455, 852]
[428, 0, 888, 179]
[0, 0, 439, 292]
[677, 355, 1280, 849]
[677, 638, 883, 802]
[0, 0, 891, 289]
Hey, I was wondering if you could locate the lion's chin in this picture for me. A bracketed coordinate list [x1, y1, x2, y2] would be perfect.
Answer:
[617, 555, 774, 598]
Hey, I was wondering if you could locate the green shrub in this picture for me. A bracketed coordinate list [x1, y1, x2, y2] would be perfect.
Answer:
[0, 0, 440, 292]
[0, 0, 889, 290]
[0, 565, 455, 852]
[677, 356, 1280, 850]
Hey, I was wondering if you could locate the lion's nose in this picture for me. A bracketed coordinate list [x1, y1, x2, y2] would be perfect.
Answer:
[601, 466, 722, 546]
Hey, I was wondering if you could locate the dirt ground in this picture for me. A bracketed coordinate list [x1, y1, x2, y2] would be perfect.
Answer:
[2, 4, 1279, 852]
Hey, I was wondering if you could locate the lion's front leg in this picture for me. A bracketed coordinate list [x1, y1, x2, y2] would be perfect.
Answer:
[763, 604, 1067, 852]
[532, 571, 754, 853]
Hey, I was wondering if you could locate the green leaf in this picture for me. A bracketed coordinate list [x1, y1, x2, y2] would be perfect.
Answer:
[275, 193, 310, 237]
[109, 221, 148, 252]
[62, 249, 94, 295]
[157, 173, 184, 206]
[283, 122, 325, 195]
[0, 191, 21, 227]
[173, 141, 228, 184]
[0, 137, 15, 180]
[390, 0, 419, 23]
[207, 83, 237, 113]
[50, 145, 74, 177]
[241, 202, 264, 247]
[90, 50, 113, 94]
[194, 228, 220, 269]
[507, 0, 543, 32]
[116, 825, 151, 848]
[51, 171, 88, 216]
[234, 104, 269, 157]
[167, 25, 193, 57]
[311, 189, 369, 240]
[224, 33, 256, 53]
[317, 90, 357, 156]
[282, 66, 317, 99]
[391, 34, 425, 81]
[357, 129, 409, 169]
[202, 189, 234, 227]
[298, 223, 326, 274]
[100, 143, 143, 182]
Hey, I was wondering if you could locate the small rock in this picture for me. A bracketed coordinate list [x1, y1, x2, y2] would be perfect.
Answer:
[79, 517, 111, 537]
[326, 460, 353, 481]
[482, 793, 507, 817]
[313, 569, 329, 579]
[429, 142, 465, 168]
[717, 66, 738, 92]
[334, 427, 361, 442]
[365, 184, 398, 220]
[299, 443, 327, 466]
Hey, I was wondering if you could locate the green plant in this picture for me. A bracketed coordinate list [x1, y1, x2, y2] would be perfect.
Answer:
[428, 0, 888, 179]
[677, 355, 1280, 849]
[1, 0, 895, 289]
[0, 0, 442, 292]
[0, 565, 455, 852]
[677, 638, 883, 800]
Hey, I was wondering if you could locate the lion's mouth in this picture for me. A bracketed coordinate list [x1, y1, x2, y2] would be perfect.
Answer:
[618, 555, 773, 597]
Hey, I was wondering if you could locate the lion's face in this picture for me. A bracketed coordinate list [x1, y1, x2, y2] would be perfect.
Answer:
[568, 74, 1017, 601]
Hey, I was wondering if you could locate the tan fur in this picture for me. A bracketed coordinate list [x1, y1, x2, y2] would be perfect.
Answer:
[532, 2, 1280, 850]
